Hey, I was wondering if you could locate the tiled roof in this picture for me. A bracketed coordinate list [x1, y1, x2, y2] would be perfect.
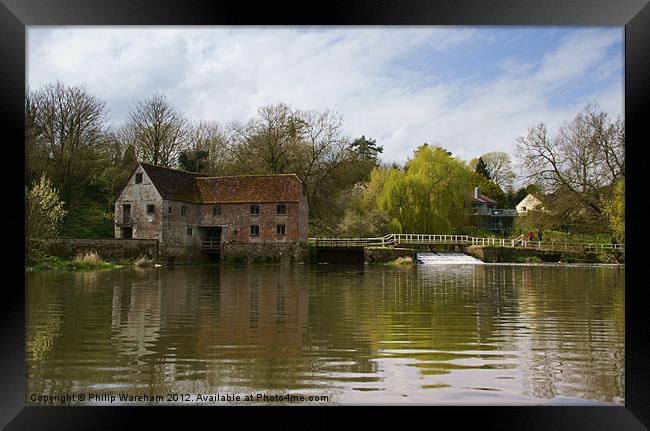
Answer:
[195, 174, 304, 203]
[140, 163, 304, 203]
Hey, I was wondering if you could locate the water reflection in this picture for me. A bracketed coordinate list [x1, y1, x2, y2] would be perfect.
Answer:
[26, 264, 624, 404]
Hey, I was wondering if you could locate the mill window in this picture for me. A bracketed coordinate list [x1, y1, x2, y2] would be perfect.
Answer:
[187, 226, 193, 236]
[181, 206, 187, 216]
[146, 204, 155, 215]
[135, 173, 143, 184]
[276, 224, 286, 235]
[276, 203, 286, 214]
[213, 205, 222, 216]
[250, 204, 260, 215]
[122, 204, 131, 223]
[250, 225, 260, 236]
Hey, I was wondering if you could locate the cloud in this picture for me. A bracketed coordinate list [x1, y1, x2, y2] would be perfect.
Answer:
[534, 29, 621, 85]
[28, 26, 623, 168]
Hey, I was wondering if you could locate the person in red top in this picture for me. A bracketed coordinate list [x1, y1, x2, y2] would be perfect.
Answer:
[527, 230, 534, 242]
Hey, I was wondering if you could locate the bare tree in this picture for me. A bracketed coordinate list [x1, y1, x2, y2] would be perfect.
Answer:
[25, 91, 48, 186]
[229, 103, 303, 174]
[29, 82, 109, 205]
[126, 93, 189, 167]
[515, 103, 624, 217]
[187, 121, 233, 175]
[294, 108, 350, 207]
[225, 103, 354, 230]
[476, 151, 517, 190]
[106, 123, 136, 165]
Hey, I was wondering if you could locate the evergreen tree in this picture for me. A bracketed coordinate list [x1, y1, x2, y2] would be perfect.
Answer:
[474, 157, 491, 180]
[178, 150, 210, 173]
[349, 135, 383, 162]
[471, 172, 507, 208]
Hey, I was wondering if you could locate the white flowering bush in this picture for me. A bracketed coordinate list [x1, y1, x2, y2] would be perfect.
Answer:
[26, 174, 67, 241]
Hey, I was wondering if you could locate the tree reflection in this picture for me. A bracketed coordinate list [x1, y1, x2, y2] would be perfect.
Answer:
[26, 264, 624, 404]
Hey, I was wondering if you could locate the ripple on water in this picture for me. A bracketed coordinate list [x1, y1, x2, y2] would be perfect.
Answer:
[26, 264, 625, 405]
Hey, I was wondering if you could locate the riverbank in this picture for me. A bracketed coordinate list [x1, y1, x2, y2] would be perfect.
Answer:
[25, 252, 161, 272]
[462, 245, 624, 264]
[26, 243, 623, 272]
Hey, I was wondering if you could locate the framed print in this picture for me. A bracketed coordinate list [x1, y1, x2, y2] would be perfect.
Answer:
[3, 0, 649, 429]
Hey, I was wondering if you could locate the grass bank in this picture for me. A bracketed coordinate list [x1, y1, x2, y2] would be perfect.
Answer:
[465, 245, 624, 264]
[26, 250, 160, 272]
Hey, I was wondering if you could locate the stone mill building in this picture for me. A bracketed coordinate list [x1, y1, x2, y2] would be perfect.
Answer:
[114, 163, 309, 263]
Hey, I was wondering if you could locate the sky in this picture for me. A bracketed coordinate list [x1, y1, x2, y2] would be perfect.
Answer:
[27, 26, 624, 166]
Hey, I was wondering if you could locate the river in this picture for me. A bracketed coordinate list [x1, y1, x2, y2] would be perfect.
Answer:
[26, 263, 624, 405]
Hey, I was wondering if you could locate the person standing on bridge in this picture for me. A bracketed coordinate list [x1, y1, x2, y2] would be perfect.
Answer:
[527, 230, 534, 244]
[537, 229, 543, 242]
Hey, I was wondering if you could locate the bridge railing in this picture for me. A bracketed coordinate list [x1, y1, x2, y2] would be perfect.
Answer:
[516, 241, 624, 252]
[308, 235, 391, 248]
[394, 234, 471, 245]
[308, 233, 624, 252]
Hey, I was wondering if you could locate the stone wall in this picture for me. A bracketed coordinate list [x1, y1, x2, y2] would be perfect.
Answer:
[222, 242, 309, 264]
[159, 244, 205, 265]
[33, 238, 159, 261]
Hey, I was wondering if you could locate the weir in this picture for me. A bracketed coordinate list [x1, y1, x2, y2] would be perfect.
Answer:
[416, 252, 484, 265]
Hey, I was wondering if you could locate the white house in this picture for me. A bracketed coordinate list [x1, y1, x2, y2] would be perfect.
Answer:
[516, 194, 544, 214]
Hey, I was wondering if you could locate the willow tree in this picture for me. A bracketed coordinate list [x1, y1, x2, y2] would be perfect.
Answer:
[602, 179, 624, 243]
[377, 145, 472, 233]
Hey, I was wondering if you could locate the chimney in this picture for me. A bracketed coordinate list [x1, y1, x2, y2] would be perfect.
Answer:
[474, 187, 480, 199]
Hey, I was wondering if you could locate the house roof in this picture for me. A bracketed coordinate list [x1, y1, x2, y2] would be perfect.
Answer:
[140, 163, 304, 203]
[140, 163, 207, 202]
[195, 174, 304, 203]
[472, 194, 497, 205]
[470, 189, 497, 205]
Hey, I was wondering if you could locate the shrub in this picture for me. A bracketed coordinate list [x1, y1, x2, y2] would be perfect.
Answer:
[596, 249, 623, 264]
[26, 174, 67, 260]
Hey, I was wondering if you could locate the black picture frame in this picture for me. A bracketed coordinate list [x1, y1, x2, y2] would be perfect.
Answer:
[2, 0, 648, 429]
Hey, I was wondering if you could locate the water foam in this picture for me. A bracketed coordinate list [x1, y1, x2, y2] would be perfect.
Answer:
[416, 252, 483, 265]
